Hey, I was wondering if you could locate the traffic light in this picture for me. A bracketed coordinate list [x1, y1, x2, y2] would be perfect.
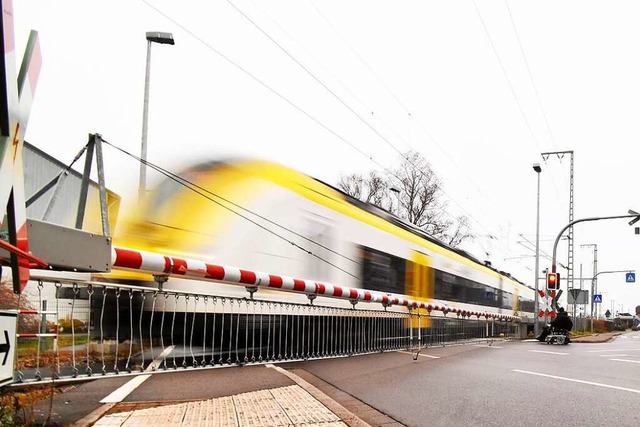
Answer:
[546, 272, 560, 290]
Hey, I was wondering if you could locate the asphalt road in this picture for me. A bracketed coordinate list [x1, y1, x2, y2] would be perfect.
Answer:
[28, 331, 640, 426]
[289, 332, 640, 426]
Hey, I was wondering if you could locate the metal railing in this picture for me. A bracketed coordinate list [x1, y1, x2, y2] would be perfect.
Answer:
[11, 278, 519, 384]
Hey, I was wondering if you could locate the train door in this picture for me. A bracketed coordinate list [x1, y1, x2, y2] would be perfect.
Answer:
[513, 288, 520, 316]
[407, 251, 434, 328]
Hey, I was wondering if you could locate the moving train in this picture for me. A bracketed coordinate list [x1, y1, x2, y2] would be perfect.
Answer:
[112, 158, 535, 319]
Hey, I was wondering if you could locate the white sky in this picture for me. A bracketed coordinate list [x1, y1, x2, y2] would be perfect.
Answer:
[13, 0, 640, 314]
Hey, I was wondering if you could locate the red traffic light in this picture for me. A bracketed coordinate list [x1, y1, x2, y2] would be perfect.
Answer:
[546, 272, 560, 290]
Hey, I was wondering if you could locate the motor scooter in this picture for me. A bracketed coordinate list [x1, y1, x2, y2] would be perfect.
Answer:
[536, 324, 570, 345]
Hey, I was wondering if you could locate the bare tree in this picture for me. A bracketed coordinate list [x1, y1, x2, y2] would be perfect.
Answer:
[443, 215, 472, 247]
[337, 150, 472, 247]
[338, 171, 387, 205]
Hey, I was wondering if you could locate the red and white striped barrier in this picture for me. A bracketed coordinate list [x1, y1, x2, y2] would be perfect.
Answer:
[111, 246, 520, 322]
[16, 333, 57, 338]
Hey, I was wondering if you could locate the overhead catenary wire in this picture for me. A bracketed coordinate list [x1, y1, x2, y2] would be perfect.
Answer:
[141, 0, 531, 267]
[141, 0, 502, 242]
[471, 0, 542, 156]
[472, 0, 564, 205]
[224, 0, 503, 239]
[308, 0, 504, 218]
[504, 1, 571, 191]
[504, 0, 558, 151]
[307, 1, 533, 255]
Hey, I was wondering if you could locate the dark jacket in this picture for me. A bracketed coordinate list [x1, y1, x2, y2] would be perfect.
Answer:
[551, 311, 573, 331]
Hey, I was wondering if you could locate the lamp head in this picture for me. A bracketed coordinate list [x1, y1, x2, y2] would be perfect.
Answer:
[533, 163, 542, 173]
[146, 32, 175, 45]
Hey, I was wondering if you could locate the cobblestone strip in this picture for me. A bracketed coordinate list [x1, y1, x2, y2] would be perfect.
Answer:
[92, 381, 358, 426]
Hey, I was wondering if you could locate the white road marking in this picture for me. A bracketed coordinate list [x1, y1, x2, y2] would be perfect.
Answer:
[473, 344, 503, 348]
[399, 351, 440, 359]
[528, 350, 568, 356]
[513, 370, 640, 394]
[588, 348, 640, 353]
[100, 374, 151, 403]
[610, 358, 640, 364]
[600, 354, 628, 357]
[145, 345, 175, 372]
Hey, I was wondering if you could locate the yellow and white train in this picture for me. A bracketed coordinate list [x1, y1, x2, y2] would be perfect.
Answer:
[113, 158, 535, 320]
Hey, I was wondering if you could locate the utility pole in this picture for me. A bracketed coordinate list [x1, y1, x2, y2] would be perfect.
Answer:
[542, 151, 574, 297]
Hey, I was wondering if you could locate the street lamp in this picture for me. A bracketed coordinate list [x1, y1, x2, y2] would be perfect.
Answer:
[139, 31, 175, 202]
[533, 163, 542, 336]
[390, 187, 401, 216]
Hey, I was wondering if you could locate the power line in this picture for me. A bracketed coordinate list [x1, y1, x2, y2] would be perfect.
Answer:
[472, 0, 542, 155]
[307, 1, 539, 263]
[225, 0, 503, 238]
[473, 0, 564, 204]
[308, 1, 501, 207]
[141, 0, 373, 165]
[504, 0, 558, 151]
[142, 1, 527, 263]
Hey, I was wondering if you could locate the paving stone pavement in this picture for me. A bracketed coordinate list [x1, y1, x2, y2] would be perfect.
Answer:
[92, 385, 348, 427]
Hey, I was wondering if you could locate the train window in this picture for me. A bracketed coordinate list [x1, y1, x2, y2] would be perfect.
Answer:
[359, 246, 405, 295]
[519, 297, 535, 313]
[434, 269, 519, 310]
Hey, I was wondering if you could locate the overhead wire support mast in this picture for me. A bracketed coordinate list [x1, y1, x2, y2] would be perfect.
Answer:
[542, 150, 574, 294]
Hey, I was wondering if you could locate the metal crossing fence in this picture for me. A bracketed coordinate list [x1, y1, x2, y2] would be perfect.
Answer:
[11, 278, 519, 384]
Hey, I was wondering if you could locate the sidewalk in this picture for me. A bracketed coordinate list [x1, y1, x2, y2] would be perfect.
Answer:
[25, 355, 403, 427]
[570, 331, 622, 343]
[90, 384, 352, 427]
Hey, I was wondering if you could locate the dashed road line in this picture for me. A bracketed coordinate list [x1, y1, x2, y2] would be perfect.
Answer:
[600, 354, 628, 357]
[398, 351, 440, 359]
[513, 370, 640, 394]
[588, 348, 640, 353]
[610, 358, 640, 364]
[528, 350, 568, 356]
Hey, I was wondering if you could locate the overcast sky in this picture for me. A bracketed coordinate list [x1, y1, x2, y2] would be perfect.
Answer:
[13, 0, 640, 314]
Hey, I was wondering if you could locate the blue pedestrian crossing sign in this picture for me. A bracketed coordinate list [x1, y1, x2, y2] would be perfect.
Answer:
[626, 272, 636, 283]
[593, 294, 603, 303]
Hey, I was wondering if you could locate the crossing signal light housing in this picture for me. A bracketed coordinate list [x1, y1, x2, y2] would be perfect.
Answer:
[546, 272, 560, 290]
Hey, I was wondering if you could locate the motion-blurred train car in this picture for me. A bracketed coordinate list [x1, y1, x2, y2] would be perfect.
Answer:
[112, 158, 535, 319]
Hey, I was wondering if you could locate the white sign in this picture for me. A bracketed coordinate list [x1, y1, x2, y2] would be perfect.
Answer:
[0, 311, 17, 387]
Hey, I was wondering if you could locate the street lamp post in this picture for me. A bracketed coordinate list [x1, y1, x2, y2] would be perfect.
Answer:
[533, 163, 542, 336]
[390, 187, 401, 216]
[139, 31, 175, 202]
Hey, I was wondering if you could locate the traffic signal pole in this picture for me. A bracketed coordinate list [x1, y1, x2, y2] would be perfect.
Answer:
[550, 213, 640, 310]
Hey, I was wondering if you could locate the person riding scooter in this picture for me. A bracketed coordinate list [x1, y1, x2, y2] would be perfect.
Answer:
[536, 307, 573, 342]
[551, 307, 573, 332]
